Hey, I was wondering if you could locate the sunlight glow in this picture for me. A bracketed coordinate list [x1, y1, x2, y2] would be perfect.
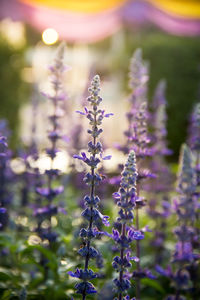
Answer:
[42, 28, 59, 45]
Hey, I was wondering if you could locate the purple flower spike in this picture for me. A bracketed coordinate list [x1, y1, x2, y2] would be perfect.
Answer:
[34, 42, 68, 245]
[0, 130, 13, 231]
[158, 144, 198, 298]
[112, 151, 138, 298]
[70, 75, 111, 296]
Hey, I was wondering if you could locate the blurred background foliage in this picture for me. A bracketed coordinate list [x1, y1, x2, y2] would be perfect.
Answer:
[0, 24, 200, 158]
[0, 35, 29, 148]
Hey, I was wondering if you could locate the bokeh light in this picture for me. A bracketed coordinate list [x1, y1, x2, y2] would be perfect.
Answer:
[42, 28, 59, 45]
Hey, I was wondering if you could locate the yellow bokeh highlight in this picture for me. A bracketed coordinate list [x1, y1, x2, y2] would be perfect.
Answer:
[20, 0, 200, 18]
[148, 0, 200, 18]
[42, 28, 58, 45]
[20, 0, 127, 13]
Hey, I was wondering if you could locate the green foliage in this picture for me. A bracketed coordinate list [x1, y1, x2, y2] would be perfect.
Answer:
[0, 36, 29, 148]
[125, 29, 200, 158]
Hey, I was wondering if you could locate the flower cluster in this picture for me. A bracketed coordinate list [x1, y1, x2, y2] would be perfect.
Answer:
[157, 144, 199, 298]
[188, 102, 200, 153]
[112, 151, 139, 299]
[0, 134, 9, 230]
[123, 49, 155, 299]
[128, 48, 149, 104]
[188, 103, 200, 249]
[69, 75, 112, 298]
[0, 121, 14, 232]
[35, 43, 68, 245]
[146, 80, 172, 265]
[151, 80, 172, 156]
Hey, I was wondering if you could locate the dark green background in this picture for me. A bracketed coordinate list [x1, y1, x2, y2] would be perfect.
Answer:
[0, 26, 200, 157]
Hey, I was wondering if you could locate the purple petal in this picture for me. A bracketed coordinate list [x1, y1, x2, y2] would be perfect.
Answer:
[36, 187, 49, 197]
[102, 231, 113, 238]
[62, 135, 69, 143]
[112, 192, 120, 199]
[76, 111, 85, 115]
[142, 225, 152, 233]
[103, 155, 112, 160]
[81, 152, 87, 159]
[58, 207, 67, 215]
[102, 216, 110, 227]
[130, 256, 140, 262]
[54, 186, 64, 195]
[105, 113, 114, 118]
[73, 155, 84, 160]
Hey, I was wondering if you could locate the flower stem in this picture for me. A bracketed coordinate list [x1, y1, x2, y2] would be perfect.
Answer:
[136, 207, 141, 300]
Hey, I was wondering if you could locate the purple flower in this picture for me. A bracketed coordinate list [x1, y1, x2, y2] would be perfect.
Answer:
[68, 268, 97, 280]
[34, 43, 68, 245]
[0, 130, 13, 231]
[70, 75, 112, 296]
[75, 282, 97, 295]
[112, 151, 138, 298]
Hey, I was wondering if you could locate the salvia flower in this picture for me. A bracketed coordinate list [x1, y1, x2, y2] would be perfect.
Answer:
[0, 134, 8, 229]
[174, 145, 198, 263]
[69, 75, 112, 299]
[145, 80, 173, 265]
[152, 80, 172, 156]
[128, 48, 149, 103]
[0, 121, 14, 231]
[157, 145, 199, 298]
[188, 102, 200, 152]
[120, 49, 155, 299]
[35, 43, 68, 245]
[112, 150, 139, 299]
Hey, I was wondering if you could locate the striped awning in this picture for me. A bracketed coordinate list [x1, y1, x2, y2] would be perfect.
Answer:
[0, 0, 200, 42]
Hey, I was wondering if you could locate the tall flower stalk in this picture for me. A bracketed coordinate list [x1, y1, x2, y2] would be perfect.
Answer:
[35, 43, 67, 246]
[120, 49, 154, 299]
[188, 102, 200, 243]
[112, 150, 139, 299]
[157, 144, 199, 299]
[173, 144, 199, 299]
[0, 134, 9, 230]
[68, 75, 112, 299]
[146, 80, 172, 265]
[0, 121, 13, 232]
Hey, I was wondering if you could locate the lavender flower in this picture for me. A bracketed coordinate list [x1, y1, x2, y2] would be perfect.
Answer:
[128, 48, 149, 104]
[69, 75, 112, 299]
[157, 144, 199, 298]
[152, 80, 172, 156]
[0, 134, 8, 229]
[145, 80, 173, 265]
[119, 49, 154, 299]
[188, 103, 200, 153]
[188, 103, 200, 251]
[35, 43, 68, 245]
[0, 122, 14, 231]
[112, 150, 139, 299]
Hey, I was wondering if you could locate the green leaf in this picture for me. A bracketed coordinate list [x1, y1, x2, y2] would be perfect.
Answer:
[0, 272, 12, 282]
[0, 290, 12, 300]
[141, 278, 165, 294]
